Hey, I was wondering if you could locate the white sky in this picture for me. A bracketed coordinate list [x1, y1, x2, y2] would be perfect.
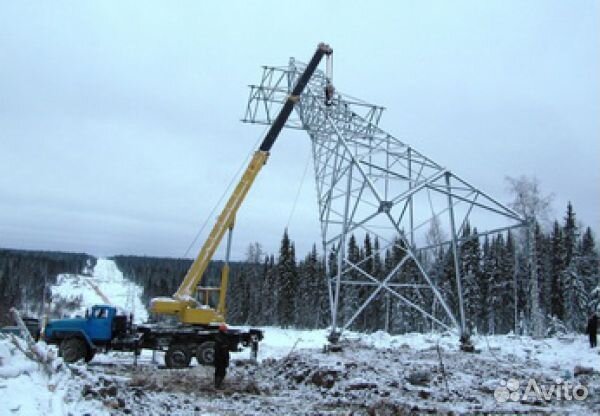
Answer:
[0, 1, 598, 260]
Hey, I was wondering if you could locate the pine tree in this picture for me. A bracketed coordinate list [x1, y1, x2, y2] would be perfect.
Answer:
[550, 221, 566, 319]
[244, 242, 264, 325]
[277, 229, 297, 328]
[428, 246, 447, 332]
[563, 202, 577, 265]
[579, 227, 599, 300]
[359, 233, 374, 331]
[389, 234, 425, 333]
[226, 243, 265, 325]
[383, 248, 394, 332]
[304, 244, 328, 328]
[261, 254, 277, 325]
[514, 248, 531, 334]
[295, 245, 320, 328]
[439, 245, 459, 329]
[460, 223, 482, 333]
[580, 227, 598, 262]
[482, 236, 495, 333]
[387, 236, 406, 333]
[562, 261, 588, 332]
[404, 251, 426, 332]
[586, 227, 600, 310]
[227, 266, 247, 324]
[559, 203, 589, 331]
[534, 223, 552, 318]
[342, 234, 361, 329]
[294, 256, 307, 328]
[503, 231, 518, 333]
[370, 236, 385, 331]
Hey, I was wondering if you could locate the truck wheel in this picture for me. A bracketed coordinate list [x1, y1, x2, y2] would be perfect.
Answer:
[60, 338, 87, 363]
[196, 341, 215, 366]
[165, 344, 191, 369]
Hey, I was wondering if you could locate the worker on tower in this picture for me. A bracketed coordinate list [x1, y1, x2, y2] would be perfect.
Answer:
[325, 82, 334, 106]
[214, 324, 230, 388]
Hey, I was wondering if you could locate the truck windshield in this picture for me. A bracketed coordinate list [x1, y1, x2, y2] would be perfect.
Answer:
[92, 308, 107, 319]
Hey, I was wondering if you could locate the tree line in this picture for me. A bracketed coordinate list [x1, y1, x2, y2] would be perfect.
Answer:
[225, 201, 598, 335]
[112, 255, 244, 307]
[0, 249, 94, 325]
[1, 203, 597, 337]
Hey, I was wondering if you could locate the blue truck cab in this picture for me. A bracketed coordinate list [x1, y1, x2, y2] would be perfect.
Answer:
[44, 305, 132, 363]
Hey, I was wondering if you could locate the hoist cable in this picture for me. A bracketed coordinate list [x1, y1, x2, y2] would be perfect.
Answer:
[182, 126, 269, 259]
[286, 148, 312, 229]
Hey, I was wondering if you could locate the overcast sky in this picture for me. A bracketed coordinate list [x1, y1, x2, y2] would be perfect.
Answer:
[1, 1, 598, 260]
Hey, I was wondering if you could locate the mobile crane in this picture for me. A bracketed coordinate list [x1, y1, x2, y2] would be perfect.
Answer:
[150, 42, 333, 325]
[42, 43, 333, 368]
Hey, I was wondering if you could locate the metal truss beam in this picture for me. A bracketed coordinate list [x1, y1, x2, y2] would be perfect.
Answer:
[244, 57, 527, 340]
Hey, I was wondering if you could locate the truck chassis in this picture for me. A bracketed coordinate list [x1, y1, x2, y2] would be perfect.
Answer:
[44, 305, 262, 368]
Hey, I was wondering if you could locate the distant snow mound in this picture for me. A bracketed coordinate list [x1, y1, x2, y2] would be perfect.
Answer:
[50, 258, 148, 323]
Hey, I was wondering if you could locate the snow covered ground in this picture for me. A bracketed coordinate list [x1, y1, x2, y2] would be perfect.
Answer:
[0, 335, 111, 415]
[1, 259, 600, 415]
[3, 328, 599, 415]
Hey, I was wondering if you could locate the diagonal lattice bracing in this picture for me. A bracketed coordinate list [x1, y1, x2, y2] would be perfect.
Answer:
[243, 58, 526, 341]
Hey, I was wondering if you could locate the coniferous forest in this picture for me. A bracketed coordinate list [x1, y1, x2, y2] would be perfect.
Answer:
[112, 201, 599, 336]
[0, 250, 95, 325]
[0, 202, 598, 336]
[215, 201, 600, 336]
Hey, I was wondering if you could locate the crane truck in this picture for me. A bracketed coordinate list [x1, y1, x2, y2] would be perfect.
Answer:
[42, 42, 333, 368]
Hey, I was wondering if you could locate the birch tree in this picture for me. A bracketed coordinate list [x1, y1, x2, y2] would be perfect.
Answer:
[506, 175, 553, 337]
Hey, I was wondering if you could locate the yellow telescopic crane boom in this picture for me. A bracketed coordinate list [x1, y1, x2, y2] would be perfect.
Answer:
[150, 43, 333, 325]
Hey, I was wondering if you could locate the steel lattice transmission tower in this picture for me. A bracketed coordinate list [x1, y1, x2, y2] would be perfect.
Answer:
[243, 54, 526, 342]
